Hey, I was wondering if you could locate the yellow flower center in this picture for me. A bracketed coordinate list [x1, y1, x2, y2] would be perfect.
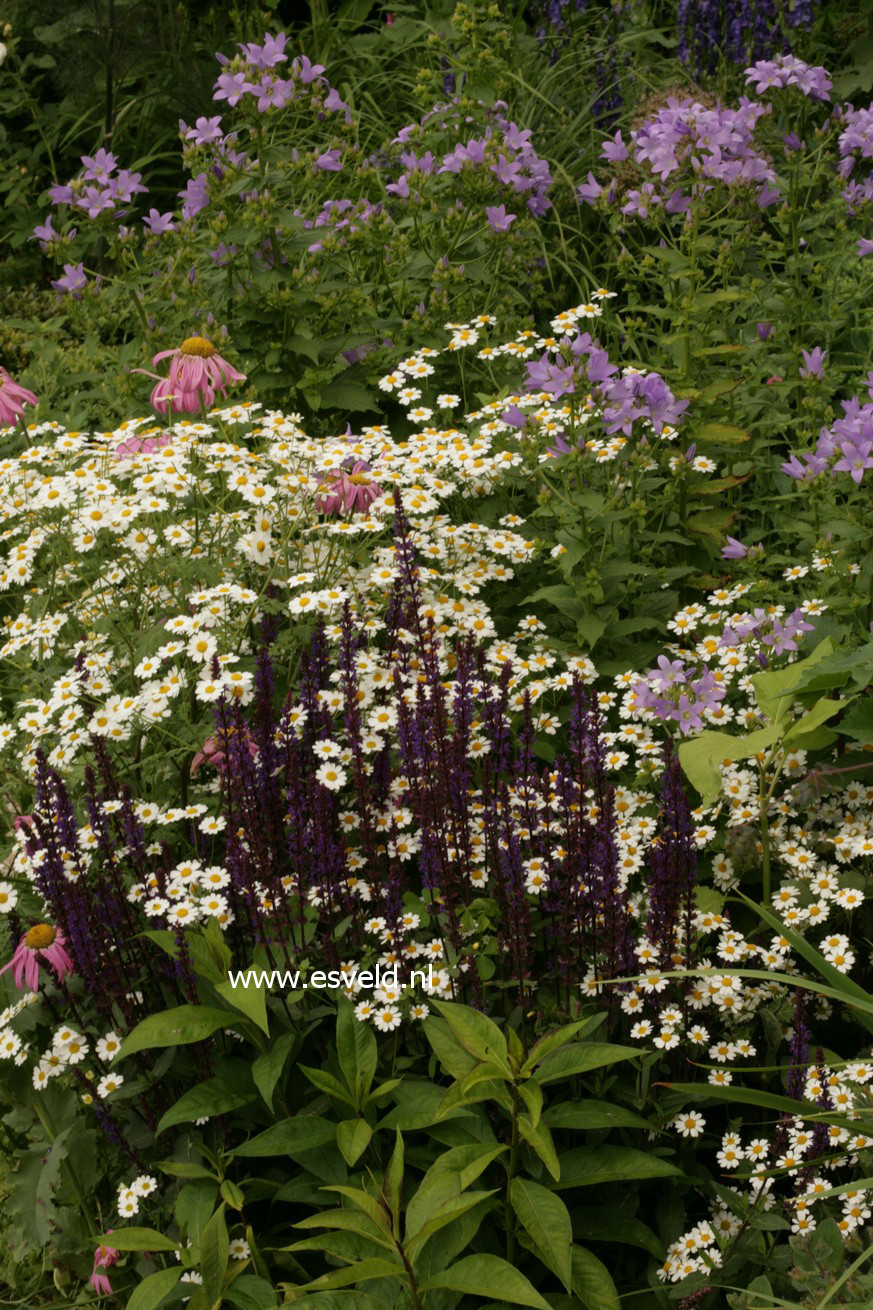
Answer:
[25, 923, 57, 950]
[180, 336, 216, 358]
[348, 473, 376, 485]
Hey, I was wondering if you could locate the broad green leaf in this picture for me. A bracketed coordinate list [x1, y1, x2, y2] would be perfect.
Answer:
[554, 1147, 684, 1189]
[158, 1162, 217, 1181]
[518, 1116, 561, 1181]
[118, 1006, 241, 1059]
[378, 1081, 475, 1130]
[232, 1115, 336, 1158]
[336, 998, 378, 1108]
[438, 1063, 513, 1116]
[510, 1178, 573, 1292]
[573, 1207, 665, 1259]
[96, 1227, 179, 1252]
[157, 1068, 255, 1134]
[543, 1099, 651, 1131]
[534, 1042, 641, 1085]
[337, 1119, 372, 1167]
[422, 1018, 479, 1080]
[431, 1000, 510, 1073]
[200, 1203, 229, 1307]
[291, 1208, 394, 1251]
[679, 724, 781, 802]
[783, 698, 847, 749]
[252, 1031, 297, 1111]
[752, 638, 835, 725]
[420, 1254, 550, 1307]
[215, 974, 270, 1036]
[405, 1190, 497, 1260]
[405, 1145, 506, 1239]
[223, 1274, 279, 1310]
[571, 1245, 622, 1310]
[300, 1065, 357, 1107]
[520, 1017, 603, 1076]
[323, 1185, 393, 1235]
[517, 1079, 543, 1128]
[221, 1179, 245, 1211]
[176, 1179, 220, 1245]
[126, 1267, 183, 1310]
[299, 1258, 404, 1293]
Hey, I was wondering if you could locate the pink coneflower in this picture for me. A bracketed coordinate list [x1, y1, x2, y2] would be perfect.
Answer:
[0, 924, 74, 991]
[114, 431, 174, 461]
[0, 367, 38, 428]
[90, 1236, 120, 1296]
[316, 460, 385, 515]
[140, 335, 246, 415]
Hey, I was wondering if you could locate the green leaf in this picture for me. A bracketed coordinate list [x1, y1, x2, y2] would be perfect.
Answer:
[678, 725, 780, 802]
[336, 998, 378, 1108]
[419, 1254, 550, 1307]
[572, 1207, 665, 1259]
[518, 1116, 561, 1181]
[118, 1006, 241, 1059]
[158, 1162, 217, 1181]
[405, 1145, 506, 1240]
[96, 1227, 179, 1252]
[517, 1079, 543, 1129]
[232, 1115, 336, 1158]
[405, 1190, 498, 1260]
[300, 1258, 404, 1293]
[223, 1274, 279, 1310]
[533, 1042, 641, 1085]
[157, 1069, 255, 1135]
[7, 1139, 65, 1248]
[422, 1018, 479, 1080]
[431, 1000, 510, 1073]
[215, 974, 270, 1036]
[252, 1031, 297, 1111]
[337, 1119, 373, 1167]
[543, 1099, 651, 1131]
[126, 1267, 183, 1310]
[686, 508, 735, 544]
[384, 1130, 404, 1232]
[291, 1208, 394, 1251]
[510, 1179, 573, 1292]
[783, 698, 847, 749]
[694, 422, 750, 445]
[520, 1018, 601, 1076]
[200, 1203, 229, 1306]
[301, 1065, 358, 1108]
[752, 638, 835, 725]
[571, 1245, 622, 1310]
[318, 380, 378, 412]
[553, 1147, 684, 1189]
